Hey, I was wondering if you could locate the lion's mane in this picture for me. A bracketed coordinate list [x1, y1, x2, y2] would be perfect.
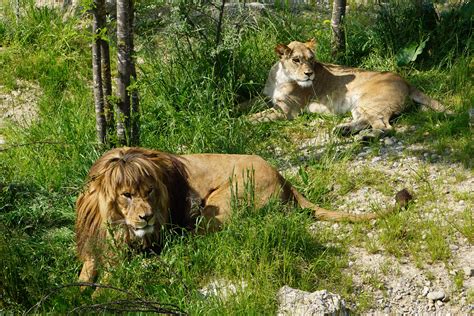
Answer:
[75, 147, 191, 260]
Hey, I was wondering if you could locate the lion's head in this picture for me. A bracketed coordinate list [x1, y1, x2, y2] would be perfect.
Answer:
[275, 39, 316, 88]
[76, 147, 190, 260]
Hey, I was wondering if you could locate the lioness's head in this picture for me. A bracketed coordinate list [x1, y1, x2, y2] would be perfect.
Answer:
[88, 148, 170, 239]
[275, 39, 316, 87]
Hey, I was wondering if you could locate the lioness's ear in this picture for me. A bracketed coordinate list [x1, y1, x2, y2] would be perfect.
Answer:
[275, 44, 291, 57]
[305, 38, 316, 50]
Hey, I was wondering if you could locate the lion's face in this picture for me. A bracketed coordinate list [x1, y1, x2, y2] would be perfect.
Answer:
[114, 176, 169, 238]
[276, 40, 316, 87]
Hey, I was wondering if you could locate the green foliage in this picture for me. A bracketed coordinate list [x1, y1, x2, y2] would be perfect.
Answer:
[396, 37, 429, 67]
[345, 0, 473, 68]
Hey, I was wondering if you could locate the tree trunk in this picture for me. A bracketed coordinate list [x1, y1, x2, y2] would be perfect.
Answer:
[100, 32, 114, 138]
[331, 0, 346, 58]
[116, 0, 131, 145]
[92, 0, 107, 145]
[128, 0, 139, 146]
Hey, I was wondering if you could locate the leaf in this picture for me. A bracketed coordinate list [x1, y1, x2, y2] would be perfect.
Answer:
[396, 37, 429, 67]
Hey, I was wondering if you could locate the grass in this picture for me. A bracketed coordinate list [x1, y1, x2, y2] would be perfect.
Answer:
[0, 0, 473, 313]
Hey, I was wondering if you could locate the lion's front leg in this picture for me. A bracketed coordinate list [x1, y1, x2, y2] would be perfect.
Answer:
[248, 96, 303, 122]
[248, 107, 288, 123]
[79, 257, 98, 284]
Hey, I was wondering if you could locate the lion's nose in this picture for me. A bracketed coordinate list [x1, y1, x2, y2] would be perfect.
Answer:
[305, 71, 313, 77]
[139, 213, 153, 222]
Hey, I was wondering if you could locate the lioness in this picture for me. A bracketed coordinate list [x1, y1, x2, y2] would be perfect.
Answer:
[76, 147, 395, 283]
[248, 39, 448, 135]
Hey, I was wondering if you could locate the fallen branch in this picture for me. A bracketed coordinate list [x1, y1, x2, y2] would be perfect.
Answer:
[25, 282, 186, 315]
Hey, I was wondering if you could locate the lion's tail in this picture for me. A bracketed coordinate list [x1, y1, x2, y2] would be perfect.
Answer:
[409, 85, 452, 114]
[290, 187, 386, 222]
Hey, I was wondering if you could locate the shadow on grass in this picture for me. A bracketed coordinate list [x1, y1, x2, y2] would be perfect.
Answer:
[393, 109, 472, 167]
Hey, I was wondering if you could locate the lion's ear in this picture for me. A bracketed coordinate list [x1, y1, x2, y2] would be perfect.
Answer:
[305, 38, 316, 50]
[275, 44, 291, 57]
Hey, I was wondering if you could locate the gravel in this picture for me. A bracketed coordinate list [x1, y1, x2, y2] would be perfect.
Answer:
[280, 129, 473, 314]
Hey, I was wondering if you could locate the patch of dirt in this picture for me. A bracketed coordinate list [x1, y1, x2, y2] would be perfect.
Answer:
[286, 127, 473, 314]
[0, 80, 41, 148]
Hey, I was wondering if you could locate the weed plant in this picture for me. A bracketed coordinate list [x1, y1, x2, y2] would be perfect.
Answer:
[0, 0, 472, 313]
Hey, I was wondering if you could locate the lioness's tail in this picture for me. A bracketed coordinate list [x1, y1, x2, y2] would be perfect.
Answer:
[290, 187, 386, 222]
[409, 86, 451, 114]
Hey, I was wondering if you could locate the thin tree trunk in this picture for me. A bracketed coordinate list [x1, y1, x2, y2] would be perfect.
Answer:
[213, 0, 227, 75]
[215, 0, 226, 49]
[128, 0, 139, 146]
[96, 0, 114, 142]
[331, 0, 346, 57]
[116, 0, 131, 145]
[101, 34, 114, 137]
[92, 0, 107, 145]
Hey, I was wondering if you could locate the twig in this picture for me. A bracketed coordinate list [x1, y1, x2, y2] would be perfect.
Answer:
[24, 282, 186, 315]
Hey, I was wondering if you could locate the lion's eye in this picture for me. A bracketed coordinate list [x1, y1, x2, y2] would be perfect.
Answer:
[147, 188, 153, 195]
[122, 192, 132, 198]
[292, 58, 300, 64]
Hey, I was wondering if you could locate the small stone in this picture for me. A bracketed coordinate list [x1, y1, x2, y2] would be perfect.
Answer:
[449, 244, 459, 251]
[463, 267, 474, 278]
[384, 138, 395, 146]
[459, 200, 465, 205]
[436, 300, 444, 307]
[372, 156, 382, 163]
[427, 290, 445, 301]
[422, 287, 430, 297]
[395, 188, 413, 209]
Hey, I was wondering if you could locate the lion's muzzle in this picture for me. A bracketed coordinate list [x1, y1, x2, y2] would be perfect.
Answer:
[132, 225, 155, 238]
[129, 213, 156, 238]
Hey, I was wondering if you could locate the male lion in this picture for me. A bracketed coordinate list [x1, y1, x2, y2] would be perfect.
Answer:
[76, 147, 392, 283]
[248, 39, 448, 135]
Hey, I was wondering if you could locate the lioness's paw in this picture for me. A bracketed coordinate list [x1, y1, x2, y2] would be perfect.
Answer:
[333, 124, 354, 136]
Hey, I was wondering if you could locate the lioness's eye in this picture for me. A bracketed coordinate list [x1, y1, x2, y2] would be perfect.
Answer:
[292, 58, 300, 63]
[147, 188, 153, 195]
[122, 192, 132, 198]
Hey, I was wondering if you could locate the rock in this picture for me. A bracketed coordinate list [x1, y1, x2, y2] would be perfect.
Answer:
[422, 287, 430, 297]
[395, 188, 413, 209]
[449, 244, 459, 251]
[371, 156, 382, 163]
[277, 285, 349, 316]
[427, 290, 446, 302]
[384, 137, 395, 146]
[199, 278, 248, 301]
[463, 267, 474, 278]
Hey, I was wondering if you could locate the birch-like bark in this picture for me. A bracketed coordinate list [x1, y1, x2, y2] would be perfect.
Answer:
[116, 0, 131, 145]
[331, 0, 346, 57]
[92, 0, 107, 145]
[128, 0, 139, 146]
[100, 31, 113, 136]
